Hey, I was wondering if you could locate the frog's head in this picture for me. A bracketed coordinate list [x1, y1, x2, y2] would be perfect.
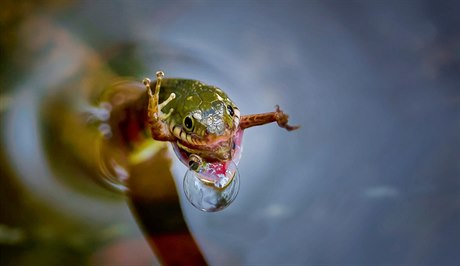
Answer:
[167, 82, 241, 163]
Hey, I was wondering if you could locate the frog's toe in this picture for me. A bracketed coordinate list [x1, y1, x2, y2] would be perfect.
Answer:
[275, 105, 300, 131]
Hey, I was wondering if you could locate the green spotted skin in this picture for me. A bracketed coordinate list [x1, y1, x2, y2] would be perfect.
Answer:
[157, 79, 240, 143]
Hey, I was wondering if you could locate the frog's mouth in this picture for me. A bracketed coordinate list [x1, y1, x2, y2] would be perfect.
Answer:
[172, 129, 243, 189]
[172, 128, 244, 166]
[170, 113, 241, 162]
[175, 128, 235, 148]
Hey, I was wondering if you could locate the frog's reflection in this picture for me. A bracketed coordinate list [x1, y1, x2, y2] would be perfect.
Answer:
[87, 79, 209, 265]
[127, 147, 207, 265]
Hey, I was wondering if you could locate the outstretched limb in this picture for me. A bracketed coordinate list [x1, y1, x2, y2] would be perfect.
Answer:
[143, 71, 176, 141]
[239, 105, 300, 131]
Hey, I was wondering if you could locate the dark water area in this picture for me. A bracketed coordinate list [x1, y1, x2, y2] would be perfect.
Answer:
[1, 0, 459, 265]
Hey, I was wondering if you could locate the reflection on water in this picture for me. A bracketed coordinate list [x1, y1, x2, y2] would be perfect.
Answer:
[35, 31, 209, 264]
[1, 1, 459, 265]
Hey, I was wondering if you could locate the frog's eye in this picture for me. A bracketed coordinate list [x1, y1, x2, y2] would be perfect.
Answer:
[183, 116, 194, 130]
[227, 105, 235, 117]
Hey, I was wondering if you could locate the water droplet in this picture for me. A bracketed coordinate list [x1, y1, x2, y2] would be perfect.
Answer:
[183, 160, 240, 212]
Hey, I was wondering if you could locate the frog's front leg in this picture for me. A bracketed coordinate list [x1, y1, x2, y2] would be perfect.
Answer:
[240, 105, 300, 131]
[143, 71, 176, 142]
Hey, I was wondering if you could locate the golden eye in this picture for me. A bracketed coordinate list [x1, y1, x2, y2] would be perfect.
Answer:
[183, 116, 193, 130]
[227, 105, 235, 116]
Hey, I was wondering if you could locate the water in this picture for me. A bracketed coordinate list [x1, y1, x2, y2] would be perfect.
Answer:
[1, 1, 459, 265]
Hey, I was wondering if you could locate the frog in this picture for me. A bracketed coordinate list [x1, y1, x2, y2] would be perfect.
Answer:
[142, 71, 299, 185]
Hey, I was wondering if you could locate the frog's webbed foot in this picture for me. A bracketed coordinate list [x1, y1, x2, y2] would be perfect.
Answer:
[274, 105, 300, 131]
[239, 105, 300, 131]
[144, 71, 176, 142]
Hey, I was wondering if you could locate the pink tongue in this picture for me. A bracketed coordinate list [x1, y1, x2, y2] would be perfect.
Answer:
[197, 159, 239, 188]
[199, 161, 232, 183]
[209, 162, 226, 176]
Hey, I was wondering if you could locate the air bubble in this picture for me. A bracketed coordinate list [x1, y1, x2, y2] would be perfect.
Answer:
[183, 160, 240, 212]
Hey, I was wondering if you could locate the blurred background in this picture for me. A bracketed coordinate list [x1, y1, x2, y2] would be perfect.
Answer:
[1, 0, 459, 265]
